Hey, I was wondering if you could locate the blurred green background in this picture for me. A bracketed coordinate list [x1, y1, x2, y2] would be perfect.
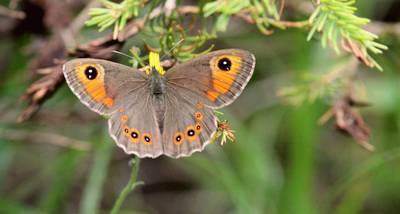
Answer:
[1, 0, 400, 213]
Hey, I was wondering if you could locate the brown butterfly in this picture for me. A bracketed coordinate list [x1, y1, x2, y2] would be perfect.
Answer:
[63, 49, 255, 158]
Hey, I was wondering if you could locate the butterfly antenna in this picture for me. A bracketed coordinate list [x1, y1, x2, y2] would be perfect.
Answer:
[160, 38, 184, 61]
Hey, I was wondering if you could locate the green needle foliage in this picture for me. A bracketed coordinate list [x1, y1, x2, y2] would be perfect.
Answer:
[307, 0, 387, 70]
[86, 0, 145, 39]
[144, 17, 215, 61]
[203, 0, 280, 33]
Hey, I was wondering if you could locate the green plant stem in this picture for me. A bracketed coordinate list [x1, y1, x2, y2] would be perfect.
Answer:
[110, 157, 143, 214]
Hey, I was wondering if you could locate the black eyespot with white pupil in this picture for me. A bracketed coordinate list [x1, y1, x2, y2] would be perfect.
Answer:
[217, 58, 232, 71]
[84, 66, 98, 80]
[196, 125, 201, 130]
[144, 136, 151, 142]
[131, 131, 138, 139]
[187, 129, 195, 137]
[176, 135, 182, 142]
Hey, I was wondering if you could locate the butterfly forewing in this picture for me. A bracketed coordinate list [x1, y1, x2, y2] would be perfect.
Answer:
[63, 58, 147, 115]
[165, 49, 255, 109]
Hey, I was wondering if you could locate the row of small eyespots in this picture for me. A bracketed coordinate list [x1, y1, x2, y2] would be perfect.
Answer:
[173, 122, 203, 145]
[173, 111, 204, 145]
[119, 109, 203, 145]
[123, 127, 153, 145]
[194, 111, 203, 121]
[119, 113, 148, 144]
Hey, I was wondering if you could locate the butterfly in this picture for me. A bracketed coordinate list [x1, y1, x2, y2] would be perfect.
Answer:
[62, 49, 255, 158]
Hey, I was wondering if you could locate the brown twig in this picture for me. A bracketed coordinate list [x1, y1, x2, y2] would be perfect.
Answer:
[341, 38, 375, 69]
[235, 9, 309, 29]
[278, 20, 309, 28]
[319, 96, 373, 152]
[17, 65, 65, 123]
[18, 1, 90, 123]
[279, 0, 285, 17]
[235, 10, 256, 24]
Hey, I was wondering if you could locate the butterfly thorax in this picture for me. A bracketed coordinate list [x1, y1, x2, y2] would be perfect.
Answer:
[149, 67, 167, 133]
[150, 67, 166, 96]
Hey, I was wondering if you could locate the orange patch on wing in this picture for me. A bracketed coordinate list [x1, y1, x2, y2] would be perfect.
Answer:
[194, 111, 203, 121]
[173, 132, 184, 145]
[206, 90, 219, 102]
[205, 55, 242, 102]
[75, 63, 114, 108]
[211, 73, 236, 93]
[103, 97, 114, 108]
[128, 128, 140, 144]
[122, 126, 130, 137]
[142, 133, 152, 145]
[185, 125, 197, 142]
[120, 115, 129, 123]
[195, 122, 202, 134]
[196, 102, 204, 109]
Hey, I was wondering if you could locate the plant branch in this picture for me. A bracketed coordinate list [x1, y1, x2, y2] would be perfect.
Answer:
[110, 157, 143, 214]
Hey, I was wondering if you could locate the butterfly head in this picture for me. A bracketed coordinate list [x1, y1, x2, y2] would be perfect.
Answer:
[146, 51, 165, 76]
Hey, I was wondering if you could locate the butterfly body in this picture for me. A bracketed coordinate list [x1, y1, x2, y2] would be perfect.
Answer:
[150, 68, 167, 96]
[63, 49, 255, 158]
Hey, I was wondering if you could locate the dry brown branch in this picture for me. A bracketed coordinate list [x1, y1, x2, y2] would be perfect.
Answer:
[319, 96, 373, 152]
[341, 38, 375, 69]
[18, 1, 92, 122]
[235, 10, 256, 24]
[17, 65, 65, 123]
[278, 20, 309, 28]
[235, 9, 309, 29]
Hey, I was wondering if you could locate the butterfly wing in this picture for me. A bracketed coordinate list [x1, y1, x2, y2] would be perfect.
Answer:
[63, 59, 163, 157]
[162, 86, 218, 158]
[165, 49, 255, 109]
[160, 49, 254, 157]
[108, 87, 164, 158]
[63, 58, 147, 115]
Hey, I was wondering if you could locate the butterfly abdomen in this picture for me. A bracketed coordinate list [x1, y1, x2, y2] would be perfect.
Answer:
[149, 68, 168, 134]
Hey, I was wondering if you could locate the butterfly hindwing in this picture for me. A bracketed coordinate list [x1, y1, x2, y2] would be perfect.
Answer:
[108, 86, 164, 158]
[162, 87, 218, 158]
